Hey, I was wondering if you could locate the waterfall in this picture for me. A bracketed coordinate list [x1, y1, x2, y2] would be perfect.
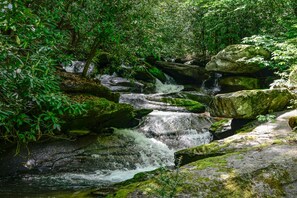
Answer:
[155, 74, 184, 94]
[201, 73, 222, 94]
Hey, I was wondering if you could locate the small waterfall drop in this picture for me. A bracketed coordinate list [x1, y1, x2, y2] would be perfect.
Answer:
[155, 74, 184, 94]
[201, 73, 222, 94]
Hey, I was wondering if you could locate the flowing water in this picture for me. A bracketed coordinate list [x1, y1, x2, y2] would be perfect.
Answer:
[0, 73, 217, 196]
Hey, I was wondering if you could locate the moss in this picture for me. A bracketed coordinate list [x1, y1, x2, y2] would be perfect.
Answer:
[63, 97, 140, 133]
[106, 180, 154, 198]
[210, 119, 230, 132]
[148, 67, 167, 82]
[68, 130, 90, 136]
[190, 153, 230, 171]
[161, 98, 205, 113]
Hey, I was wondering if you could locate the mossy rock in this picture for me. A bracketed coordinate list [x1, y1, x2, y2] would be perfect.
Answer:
[107, 144, 297, 198]
[219, 76, 260, 92]
[132, 66, 156, 83]
[63, 97, 148, 133]
[59, 70, 119, 102]
[161, 98, 205, 113]
[210, 119, 230, 132]
[288, 116, 297, 129]
[175, 141, 231, 166]
[210, 88, 293, 119]
[148, 67, 167, 82]
[206, 44, 271, 74]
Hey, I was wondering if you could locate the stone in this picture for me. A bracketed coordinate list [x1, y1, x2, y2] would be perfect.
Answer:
[161, 98, 206, 113]
[219, 76, 260, 92]
[107, 110, 297, 198]
[98, 74, 144, 93]
[210, 88, 293, 119]
[155, 61, 210, 83]
[63, 97, 144, 133]
[288, 116, 297, 129]
[59, 70, 119, 102]
[206, 44, 270, 74]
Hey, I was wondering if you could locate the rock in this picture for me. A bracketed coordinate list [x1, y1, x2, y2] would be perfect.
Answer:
[210, 88, 293, 119]
[219, 76, 260, 92]
[206, 44, 270, 74]
[63, 97, 144, 133]
[98, 74, 144, 93]
[63, 61, 96, 76]
[147, 67, 167, 82]
[108, 110, 297, 198]
[166, 91, 212, 106]
[288, 116, 297, 129]
[0, 130, 163, 177]
[209, 118, 232, 140]
[133, 66, 156, 83]
[155, 61, 210, 83]
[161, 98, 205, 113]
[59, 71, 119, 102]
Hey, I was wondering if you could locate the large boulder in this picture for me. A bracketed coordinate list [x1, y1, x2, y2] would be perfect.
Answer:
[210, 88, 293, 119]
[219, 76, 261, 92]
[206, 44, 270, 74]
[155, 61, 210, 83]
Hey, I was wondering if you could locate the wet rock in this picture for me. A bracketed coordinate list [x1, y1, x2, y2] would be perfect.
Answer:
[170, 91, 212, 106]
[210, 88, 293, 119]
[155, 61, 210, 84]
[206, 44, 270, 74]
[0, 130, 171, 177]
[219, 76, 261, 92]
[120, 94, 187, 112]
[147, 67, 167, 82]
[160, 98, 205, 113]
[98, 75, 144, 93]
[138, 111, 213, 150]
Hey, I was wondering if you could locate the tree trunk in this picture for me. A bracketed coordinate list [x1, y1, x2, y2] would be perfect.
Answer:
[82, 37, 101, 77]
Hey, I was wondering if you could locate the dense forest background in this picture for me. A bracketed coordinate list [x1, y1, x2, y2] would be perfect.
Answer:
[0, 0, 296, 145]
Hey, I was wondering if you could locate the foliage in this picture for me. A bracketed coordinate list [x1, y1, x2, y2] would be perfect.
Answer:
[256, 114, 276, 123]
[242, 34, 297, 71]
[189, 0, 296, 54]
[0, 0, 85, 145]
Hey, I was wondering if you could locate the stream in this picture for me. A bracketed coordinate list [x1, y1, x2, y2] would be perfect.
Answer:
[0, 73, 218, 197]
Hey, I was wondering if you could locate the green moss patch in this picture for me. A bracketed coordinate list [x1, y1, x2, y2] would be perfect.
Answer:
[161, 98, 205, 113]
[148, 67, 167, 82]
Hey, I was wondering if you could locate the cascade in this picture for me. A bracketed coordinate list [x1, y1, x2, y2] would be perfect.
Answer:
[0, 72, 214, 195]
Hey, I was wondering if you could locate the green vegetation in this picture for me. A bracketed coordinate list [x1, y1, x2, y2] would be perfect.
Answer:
[161, 98, 205, 113]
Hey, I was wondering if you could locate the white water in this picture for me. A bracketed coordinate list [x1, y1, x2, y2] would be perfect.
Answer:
[155, 74, 184, 94]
